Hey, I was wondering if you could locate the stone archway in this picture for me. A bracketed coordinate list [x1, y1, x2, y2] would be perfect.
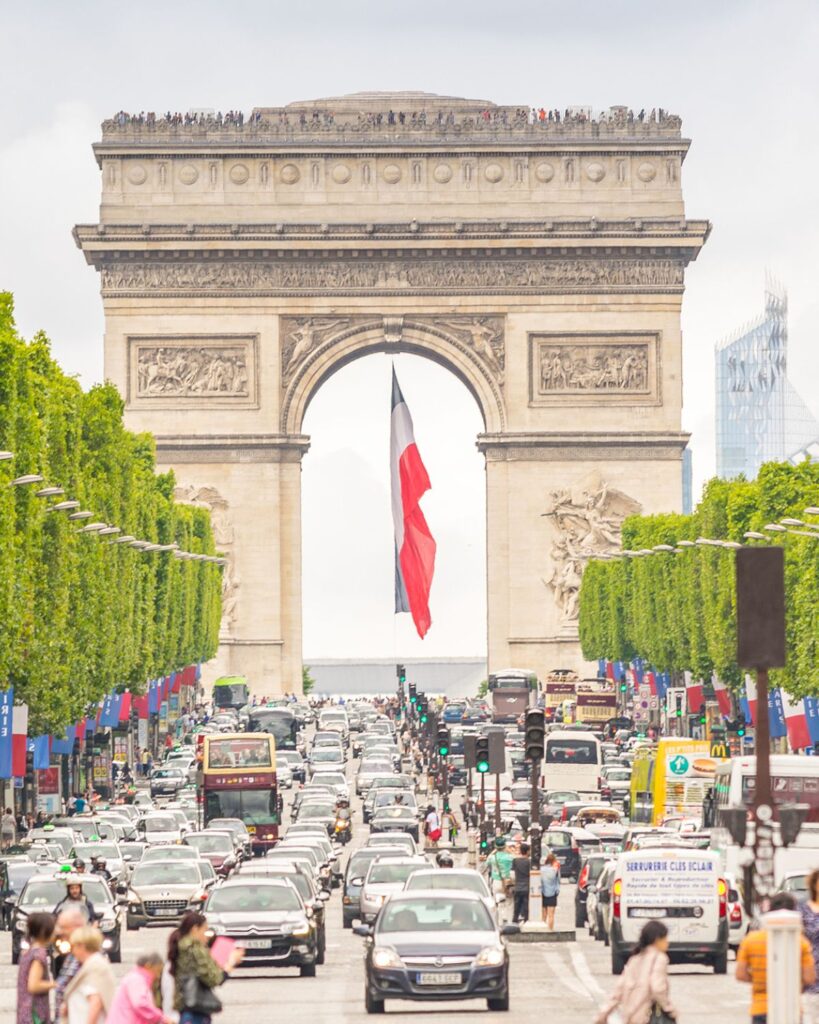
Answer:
[281, 315, 506, 435]
[75, 91, 708, 694]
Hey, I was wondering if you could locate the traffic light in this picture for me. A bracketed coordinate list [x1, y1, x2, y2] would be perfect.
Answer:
[698, 704, 707, 726]
[619, 676, 628, 694]
[418, 698, 428, 725]
[436, 726, 451, 757]
[396, 663, 406, 685]
[736, 714, 746, 738]
[524, 708, 545, 761]
[408, 683, 417, 703]
[475, 735, 490, 773]
[479, 824, 490, 853]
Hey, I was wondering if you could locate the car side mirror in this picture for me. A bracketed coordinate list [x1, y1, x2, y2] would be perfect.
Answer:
[350, 877, 363, 886]
[353, 924, 373, 938]
[4, 896, 15, 908]
[500, 923, 520, 936]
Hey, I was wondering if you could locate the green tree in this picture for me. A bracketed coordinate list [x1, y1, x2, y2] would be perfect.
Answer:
[302, 665, 316, 695]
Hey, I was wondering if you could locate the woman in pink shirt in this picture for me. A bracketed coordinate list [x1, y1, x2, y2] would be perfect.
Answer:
[108, 954, 173, 1024]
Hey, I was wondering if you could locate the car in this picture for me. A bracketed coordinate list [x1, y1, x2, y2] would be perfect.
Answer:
[207, 818, 252, 857]
[599, 768, 632, 803]
[286, 823, 334, 841]
[442, 703, 466, 724]
[269, 843, 333, 889]
[369, 789, 418, 819]
[280, 835, 341, 886]
[308, 748, 346, 775]
[357, 760, 396, 797]
[370, 806, 420, 843]
[238, 862, 330, 963]
[206, 877, 320, 975]
[310, 769, 350, 800]
[342, 846, 407, 929]
[403, 868, 496, 917]
[149, 766, 186, 798]
[277, 750, 307, 783]
[0, 860, 46, 929]
[124, 859, 212, 929]
[141, 845, 201, 865]
[574, 853, 611, 927]
[275, 759, 294, 789]
[26, 828, 76, 858]
[138, 813, 184, 845]
[184, 831, 239, 877]
[447, 754, 468, 787]
[541, 791, 581, 825]
[164, 755, 197, 784]
[778, 871, 809, 898]
[544, 826, 601, 881]
[365, 832, 418, 857]
[11, 873, 124, 963]
[294, 799, 337, 836]
[356, 890, 515, 1013]
[726, 872, 749, 951]
[292, 783, 336, 817]
[359, 856, 427, 924]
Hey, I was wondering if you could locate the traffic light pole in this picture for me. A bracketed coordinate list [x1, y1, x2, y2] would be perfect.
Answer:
[494, 772, 501, 833]
[529, 756, 542, 922]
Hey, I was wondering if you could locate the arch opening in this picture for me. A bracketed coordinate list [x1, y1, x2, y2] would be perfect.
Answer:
[301, 352, 487, 669]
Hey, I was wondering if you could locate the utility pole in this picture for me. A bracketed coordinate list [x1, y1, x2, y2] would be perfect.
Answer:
[524, 708, 545, 922]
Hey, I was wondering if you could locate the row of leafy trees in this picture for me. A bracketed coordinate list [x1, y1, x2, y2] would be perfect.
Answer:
[579, 460, 819, 696]
[0, 294, 222, 733]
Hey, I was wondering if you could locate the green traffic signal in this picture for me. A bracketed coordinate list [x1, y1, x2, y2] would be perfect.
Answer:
[737, 725, 746, 737]
[675, 708, 683, 717]
[420, 713, 428, 724]
[410, 695, 417, 703]
[619, 683, 627, 693]
[438, 745, 449, 757]
[476, 759, 490, 774]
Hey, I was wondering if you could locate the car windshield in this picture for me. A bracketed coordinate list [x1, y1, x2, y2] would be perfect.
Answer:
[547, 791, 580, 805]
[143, 846, 196, 861]
[546, 832, 571, 848]
[406, 873, 487, 895]
[361, 762, 392, 773]
[374, 807, 414, 820]
[120, 844, 147, 861]
[23, 878, 110, 907]
[132, 863, 201, 886]
[143, 817, 178, 833]
[348, 851, 384, 878]
[606, 770, 631, 781]
[187, 834, 233, 854]
[72, 844, 120, 860]
[299, 803, 335, 819]
[312, 750, 342, 761]
[8, 863, 39, 889]
[374, 792, 414, 807]
[546, 740, 598, 764]
[258, 872, 311, 900]
[208, 884, 302, 912]
[153, 769, 183, 779]
[380, 897, 493, 932]
[368, 863, 423, 884]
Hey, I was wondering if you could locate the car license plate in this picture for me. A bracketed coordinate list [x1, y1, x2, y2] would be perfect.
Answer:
[239, 939, 272, 949]
[629, 908, 665, 919]
[246, 825, 256, 834]
[417, 973, 461, 986]
[154, 908, 178, 916]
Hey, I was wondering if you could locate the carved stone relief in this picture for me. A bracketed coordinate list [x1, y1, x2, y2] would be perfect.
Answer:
[128, 336, 258, 407]
[529, 332, 660, 406]
[173, 484, 239, 636]
[542, 471, 641, 621]
[428, 316, 505, 383]
[280, 318, 358, 386]
[101, 256, 684, 297]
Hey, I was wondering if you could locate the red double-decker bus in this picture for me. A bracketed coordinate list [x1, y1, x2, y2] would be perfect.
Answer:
[201, 733, 279, 853]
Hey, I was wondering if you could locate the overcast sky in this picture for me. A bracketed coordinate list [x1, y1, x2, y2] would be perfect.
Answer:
[1, 0, 817, 659]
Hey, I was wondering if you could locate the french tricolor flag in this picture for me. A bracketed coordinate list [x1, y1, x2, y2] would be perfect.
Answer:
[12, 704, 28, 778]
[782, 692, 811, 751]
[684, 671, 705, 714]
[741, 673, 758, 726]
[711, 673, 732, 717]
[391, 367, 436, 638]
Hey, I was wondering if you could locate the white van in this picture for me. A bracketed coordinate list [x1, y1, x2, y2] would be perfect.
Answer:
[609, 847, 729, 975]
[318, 708, 350, 747]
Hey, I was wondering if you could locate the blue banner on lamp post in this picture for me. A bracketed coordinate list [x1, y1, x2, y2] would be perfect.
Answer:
[0, 689, 14, 779]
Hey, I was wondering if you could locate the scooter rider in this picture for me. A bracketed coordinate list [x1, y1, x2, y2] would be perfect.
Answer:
[90, 856, 112, 885]
[53, 878, 97, 923]
[435, 849, 454, 868]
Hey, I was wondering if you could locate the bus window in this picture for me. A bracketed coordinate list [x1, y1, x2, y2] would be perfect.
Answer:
[545, 739, 598, 764]
[206, 737, 272, 769]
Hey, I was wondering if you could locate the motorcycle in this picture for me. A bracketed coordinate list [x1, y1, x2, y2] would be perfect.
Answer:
[333, 816, 351, 846]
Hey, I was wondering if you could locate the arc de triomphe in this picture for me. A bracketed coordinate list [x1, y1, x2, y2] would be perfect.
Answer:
[74, 92, 708, 695]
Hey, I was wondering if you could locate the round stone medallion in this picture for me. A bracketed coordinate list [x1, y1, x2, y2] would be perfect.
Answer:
[535, 162, 555, 183]
[586, 162, 606, 182]
[178, 164, 199, 185]
[433, 163, 453, 184]
[127, 163, 147, 185]
[484, 163, 504, 183]
[280, 163, 300, 184]
[637, 161, 656, 182]
[382, 163, 401, 184]
[332, 163, 351, 184]
[229, 163, 249, 185]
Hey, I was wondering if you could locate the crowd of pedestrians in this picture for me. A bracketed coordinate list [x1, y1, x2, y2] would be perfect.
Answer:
[104, 105, 679, 134]
[16, 908, 243, 1024]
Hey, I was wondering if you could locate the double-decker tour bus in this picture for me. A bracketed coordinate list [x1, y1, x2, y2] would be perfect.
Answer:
[201, 732, 279, 853]
[246, 705, 300, 751]
[575, 682, 618, 726]
[487, 669, 539, 724]
[544, 670, 579, 722]
[212, 676, 250, 711]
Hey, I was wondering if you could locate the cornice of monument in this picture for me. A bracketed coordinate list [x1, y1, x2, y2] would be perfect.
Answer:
[74, 218, 710, 257]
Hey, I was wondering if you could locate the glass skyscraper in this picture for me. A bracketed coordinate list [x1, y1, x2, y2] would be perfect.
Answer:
[715, 279, 819, 479]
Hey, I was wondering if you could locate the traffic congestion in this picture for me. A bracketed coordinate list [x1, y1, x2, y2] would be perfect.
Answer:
[4, 670, 818, 1022]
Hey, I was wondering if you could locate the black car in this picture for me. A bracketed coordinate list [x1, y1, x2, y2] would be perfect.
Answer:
[574, 852, 611, 927]
[205, 878, 320, 976]
[369, 806, 420, 843]
[544, 827, 601, 881]
[149, 766, 185, 798]
[447, 755, 468, 787]
[342, 846, 406, 929]
[356, 890, 516, 1013]
[237, 863, 330, 964]
[11, 874, 124, 963]
[0, 859, 40, 929]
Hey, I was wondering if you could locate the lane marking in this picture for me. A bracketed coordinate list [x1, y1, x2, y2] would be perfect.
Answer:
[569, 945, 607, 1001]
[540, 948, 595, 1002]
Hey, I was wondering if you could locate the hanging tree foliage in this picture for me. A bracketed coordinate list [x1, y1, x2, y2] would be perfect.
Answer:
[0, 294, 222, 732]
[579, 461, 819, 697]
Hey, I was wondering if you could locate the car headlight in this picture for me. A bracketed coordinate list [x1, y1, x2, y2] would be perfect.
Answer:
[372, 948, 403, 970]
[367, 894, 384, 905]
[14, 918, 26, 932]
[291, 920, 311, 938]
[100, 918, 117, 933]
[475, 946, 505, 967]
